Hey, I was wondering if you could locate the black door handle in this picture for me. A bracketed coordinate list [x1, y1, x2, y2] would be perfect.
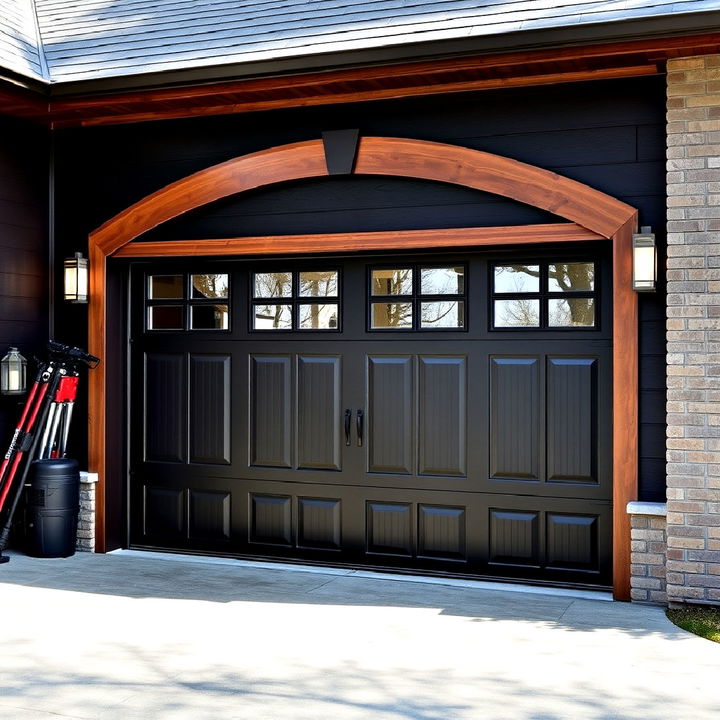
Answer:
[356, 409, 364, 447]
[344, 408, 352, 446]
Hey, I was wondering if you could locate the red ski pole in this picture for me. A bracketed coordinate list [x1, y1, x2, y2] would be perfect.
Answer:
[0, 366, 51, 513]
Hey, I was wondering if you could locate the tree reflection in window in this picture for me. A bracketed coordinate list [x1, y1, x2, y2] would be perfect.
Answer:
[370, 265, 465, 330]
[493, 261, 595, 329]
[252, 270, 339, 330]
[192, 273, 229, 299]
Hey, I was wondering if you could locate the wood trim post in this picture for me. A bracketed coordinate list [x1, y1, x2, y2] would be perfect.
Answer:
[611, 215, 639, 601]
[88, 240, 107, 553]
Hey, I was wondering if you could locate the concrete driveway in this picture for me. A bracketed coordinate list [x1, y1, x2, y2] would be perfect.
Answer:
[0, 550, 717, 720]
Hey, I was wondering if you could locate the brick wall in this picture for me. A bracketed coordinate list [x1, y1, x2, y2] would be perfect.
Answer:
[666, 54, 720, 606]
[628, 503, 667, 603]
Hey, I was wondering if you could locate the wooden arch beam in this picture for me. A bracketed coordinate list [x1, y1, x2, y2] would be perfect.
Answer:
[90, 137, 636, 255]
[88, 136, 638, 600]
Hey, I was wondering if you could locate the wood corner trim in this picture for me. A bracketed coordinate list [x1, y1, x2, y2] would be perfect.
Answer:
[611, 213, 639, 601]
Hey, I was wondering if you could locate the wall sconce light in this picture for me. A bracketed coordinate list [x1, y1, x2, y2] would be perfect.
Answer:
[632, 226, 657, 292]
[1, 347, 27, 395]
[64, 252, 89, 303]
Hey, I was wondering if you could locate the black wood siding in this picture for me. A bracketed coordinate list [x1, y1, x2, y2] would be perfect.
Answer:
[0, 117, 48, 447]
[53, 75, 667, 502]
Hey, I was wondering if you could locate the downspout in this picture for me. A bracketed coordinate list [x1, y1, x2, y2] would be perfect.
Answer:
[48, 131, 54, 340]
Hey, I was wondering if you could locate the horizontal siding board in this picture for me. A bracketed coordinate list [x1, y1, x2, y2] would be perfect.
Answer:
[0, 271, 44, 297]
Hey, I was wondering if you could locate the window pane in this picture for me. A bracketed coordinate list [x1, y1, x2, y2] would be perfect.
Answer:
[254, 272, 292, 298]
[299, 303, 339, 329]
[494, 299, 540, 328]
[493, 265, 540, 293]
[370, 302, 413, 329]
[148, 305, 183, 330]
[548, 263, 595, 292]
[149, 275, 183, 299]
[253, 303, 292, 329]
[420, 301, 464, 328]
[299, 271, 338, 297]
[191, 304, 229, 330]
[371, 269, 413, 296]
[548, 298, 595, 327]
[191, 274, 229, 299]
[420, 267, 464, 295]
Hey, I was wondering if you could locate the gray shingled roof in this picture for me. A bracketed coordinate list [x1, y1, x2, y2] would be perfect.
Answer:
[0, 0, 46, 81]
[1, 0, 719, 85]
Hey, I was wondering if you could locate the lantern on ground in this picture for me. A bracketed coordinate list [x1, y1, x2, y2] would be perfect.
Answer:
[1, 347, 27, 395]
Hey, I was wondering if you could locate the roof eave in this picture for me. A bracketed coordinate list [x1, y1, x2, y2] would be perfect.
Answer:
[46, 10, 720, 98]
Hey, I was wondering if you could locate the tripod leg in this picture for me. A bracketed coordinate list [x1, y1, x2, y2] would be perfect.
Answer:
[38, 403, 58, 461]
[59, 402, 75, 459]
[0, 377, 44, 502]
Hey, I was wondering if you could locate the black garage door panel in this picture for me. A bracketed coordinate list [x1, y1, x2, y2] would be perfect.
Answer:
[138, 479, 611, 583]
[129, 250, 612, 587]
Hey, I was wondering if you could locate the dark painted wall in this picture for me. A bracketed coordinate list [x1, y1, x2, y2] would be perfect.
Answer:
[53, 75, 667, 501]
[0, 117, 48, 449]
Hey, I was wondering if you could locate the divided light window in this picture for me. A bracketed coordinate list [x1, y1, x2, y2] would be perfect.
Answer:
[252, 270, 340, 331]
[492, 261, 596, 329]
[369, 265, 466, 330]
[147, 274, 230, 331]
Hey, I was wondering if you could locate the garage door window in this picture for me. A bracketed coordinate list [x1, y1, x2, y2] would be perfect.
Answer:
[147, 273, 229, 330]
[370, 265, 465, 330]
[252, 270, 339, 331]
[492, 262, 595, 329]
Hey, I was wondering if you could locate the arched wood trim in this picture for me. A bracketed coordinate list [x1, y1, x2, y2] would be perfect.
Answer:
[91, 137, 635, 256]
[88, 137, 638, 600]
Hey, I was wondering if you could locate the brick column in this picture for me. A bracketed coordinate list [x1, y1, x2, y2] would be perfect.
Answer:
[77, 471, 98, 552]
[666, 54, 720, 606]
[628, 502, 667, 603]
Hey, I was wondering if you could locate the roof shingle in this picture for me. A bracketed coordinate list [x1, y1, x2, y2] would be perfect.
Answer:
[2, 0, 718, 85]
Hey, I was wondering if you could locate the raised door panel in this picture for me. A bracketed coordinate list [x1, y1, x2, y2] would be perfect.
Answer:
[189, 490, 231, 541]
[190, 354, 231, 465]
[145, 353, 186, 463]
[367, 356, 413, 474]
[250, 355, 292, 468]
[297, 355, 341, 471]
[418, 505, 466, 561]
[546, 513, 599, 572]
[418, 356, 467, 477]
[489, 357, 540, 481]
[546, 357, 597, 484]
[488, 509, 540, 567]
[366, 501, 413, 556]
[144, 486, 185, 538]
[298, 497, 341, 550]
[250, 493, 292, 545]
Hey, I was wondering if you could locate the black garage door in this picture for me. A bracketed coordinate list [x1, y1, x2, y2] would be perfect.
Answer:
[129, 246, 612, 586]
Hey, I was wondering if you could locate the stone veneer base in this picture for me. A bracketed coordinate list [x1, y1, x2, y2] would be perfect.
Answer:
[627, 501, 668, 604]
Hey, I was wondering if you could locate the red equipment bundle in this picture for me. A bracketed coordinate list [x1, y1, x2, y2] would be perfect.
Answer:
[0, 341, 99, 563]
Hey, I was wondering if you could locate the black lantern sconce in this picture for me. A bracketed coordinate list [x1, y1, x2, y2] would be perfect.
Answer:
[1, 347, 27, 395]
[632, 226, 657, 292]
[64, 252, 89, 303]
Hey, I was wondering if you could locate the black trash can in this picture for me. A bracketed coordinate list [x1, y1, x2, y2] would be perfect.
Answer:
[25, 459, 80, 558]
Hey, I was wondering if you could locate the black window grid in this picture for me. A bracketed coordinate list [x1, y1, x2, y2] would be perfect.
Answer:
[368, 263, 467, 331]
[250, 269, 341, 332]
[145, 273, 231, 332]
[490, 260, 597, 331]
